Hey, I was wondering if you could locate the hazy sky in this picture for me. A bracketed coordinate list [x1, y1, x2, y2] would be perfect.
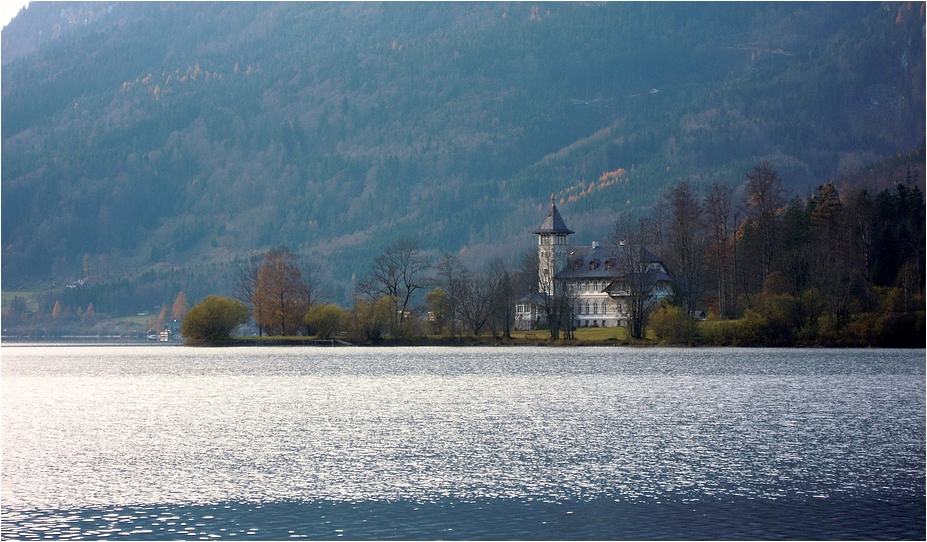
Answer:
[2, 1, 28, 30]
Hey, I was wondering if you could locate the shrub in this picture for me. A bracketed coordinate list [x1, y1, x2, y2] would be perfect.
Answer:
[650, 304, 692, 344]
[871, 311, 925, 347]
[736, 309, 770, 345]
[348, 297, 393, 342]
[181, 295, 250, 345]
[698, 310, 770, 346]
[815, 312, 850, 346]
[304, 303, 349, 339]
[755, 293, 799, 345]
[698, 317, 736, 345]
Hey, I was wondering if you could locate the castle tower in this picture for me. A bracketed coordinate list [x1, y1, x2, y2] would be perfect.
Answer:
[533, 195, 573, 294]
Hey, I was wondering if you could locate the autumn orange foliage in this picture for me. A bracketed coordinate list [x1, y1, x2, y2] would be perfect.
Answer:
[556, 168, 628, 203]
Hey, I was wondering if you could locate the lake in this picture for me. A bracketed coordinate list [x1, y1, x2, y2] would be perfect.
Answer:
[1, 345, 924, 539]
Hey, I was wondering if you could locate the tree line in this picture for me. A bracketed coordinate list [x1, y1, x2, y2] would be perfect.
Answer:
[460, 158, 924, 347]
[5, 289, 191, 339]
[12, 154, 923, 348]
[644, 161, 924, 347]
[181, 237, 536, 345]
[181, 158, 923, 347]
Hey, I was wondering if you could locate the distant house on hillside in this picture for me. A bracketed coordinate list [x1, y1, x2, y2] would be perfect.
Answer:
[515, 197, 671, 330]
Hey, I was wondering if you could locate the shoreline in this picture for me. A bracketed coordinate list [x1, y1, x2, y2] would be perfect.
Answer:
[4, 336, 921, 349]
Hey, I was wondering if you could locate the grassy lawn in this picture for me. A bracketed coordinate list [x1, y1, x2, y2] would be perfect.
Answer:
[233, 335, 314, 342]
[234, 329, 636, 345]
[572, 326, 630, 341]
[511, 326, 632, 342]
[1, 290, 40, 312]
[117, 314, 157, 326]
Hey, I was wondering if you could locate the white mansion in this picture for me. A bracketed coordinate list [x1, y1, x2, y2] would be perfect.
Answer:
[515, 197, 671, 330]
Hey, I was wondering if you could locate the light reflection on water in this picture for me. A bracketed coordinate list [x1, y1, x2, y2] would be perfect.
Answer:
[2, 346, 924, 539]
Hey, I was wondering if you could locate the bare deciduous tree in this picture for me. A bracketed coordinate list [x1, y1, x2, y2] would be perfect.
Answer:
[744, 161, 786, 281]
[357, 237, 430, 330]
[487, 258, 515, 338]
[297, 256, 329, 334]
[611, 213, 661, 339]
[433, 253, 468, 337]
[535, 262, 575, 340]
[512, 249, 540, 299]
[234, 253, 264, 333]
[658, 181, 710, 318]
[705, 181, 737, 317]
[456, 268, 495, 336]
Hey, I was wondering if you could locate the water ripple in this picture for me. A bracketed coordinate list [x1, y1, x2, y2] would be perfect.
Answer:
[2, 346, 924, 538]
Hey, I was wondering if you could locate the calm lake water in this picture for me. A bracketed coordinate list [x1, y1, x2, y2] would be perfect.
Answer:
[2, 345, 924, 540]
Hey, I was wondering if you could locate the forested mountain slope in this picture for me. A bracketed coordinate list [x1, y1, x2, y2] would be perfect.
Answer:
[2, 2, 924, 310]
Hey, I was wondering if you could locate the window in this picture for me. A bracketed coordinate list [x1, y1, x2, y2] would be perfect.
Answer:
[593, 280, 598, 292]
[593, 302, 598, 315]
[603, 303, 608, 315]
[585, 302, 590, 315]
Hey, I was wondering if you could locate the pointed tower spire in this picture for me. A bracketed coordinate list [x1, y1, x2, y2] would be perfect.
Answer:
[533, 196, 574, 235]
[534, 197, 573, 294]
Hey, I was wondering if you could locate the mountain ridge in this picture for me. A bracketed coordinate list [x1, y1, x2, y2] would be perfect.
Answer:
[2, 2, 924, 310]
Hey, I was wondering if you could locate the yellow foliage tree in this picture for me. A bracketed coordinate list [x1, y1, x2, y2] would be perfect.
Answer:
[172, 292, 189, 321]
[252, 247, 308, 336]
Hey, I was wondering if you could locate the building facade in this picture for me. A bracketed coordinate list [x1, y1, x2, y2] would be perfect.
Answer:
[515, 198, 671, 330]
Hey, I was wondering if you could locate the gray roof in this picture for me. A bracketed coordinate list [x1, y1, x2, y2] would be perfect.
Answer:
[556, 244, 671, 283]
[641, 247, 662, 265]
[557, 244, 616, 279]
[517, 291, 549, 306]
[533, 200, 574, 235]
